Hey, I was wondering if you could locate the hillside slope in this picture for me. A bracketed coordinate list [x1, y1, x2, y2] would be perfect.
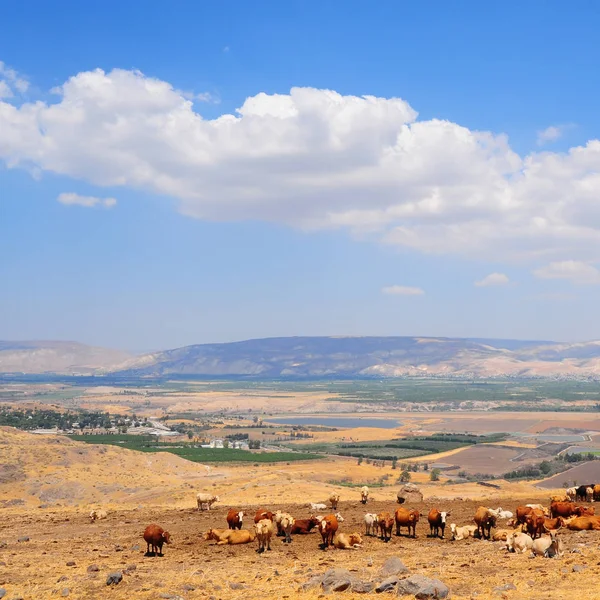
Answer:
[0, 340, 131, 374]
[112, 336, 600, 378]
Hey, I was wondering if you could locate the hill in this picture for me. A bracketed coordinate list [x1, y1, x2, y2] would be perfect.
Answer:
[0, 340, 131, 374]
[5, 335, 600, 378]
[112, 336, 600, 378]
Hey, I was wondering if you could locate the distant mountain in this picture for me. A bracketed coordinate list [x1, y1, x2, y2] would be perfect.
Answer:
[0, 341, 131, 374]
[5, 336, 600, 378]
[110, 336, 600, 379]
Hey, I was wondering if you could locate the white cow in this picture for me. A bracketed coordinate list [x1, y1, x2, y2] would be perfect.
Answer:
[196, 493, 220, 511]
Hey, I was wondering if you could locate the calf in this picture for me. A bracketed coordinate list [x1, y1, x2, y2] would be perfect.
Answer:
[334, 532, 363, 549]
[531, 531, 564, 558]
[310, 503, 327, 511]
[473, 506, 497, 540]
[143, 524, 171, 556]
[291, 517, 320, 535]
[506, 532, 533, 554]
[319, 514, 339, 549]
[364, 513, 379, 536]
[89, 509, 108, 522]
[378, 512, 394, 542]
[427, 508, 450, 539]
[278, 513, 295, 544]
[329, 493, 340, 510]
[450, 523, 477, 541]
[226, 509, 244, 530]
[254, 518, 274, 553]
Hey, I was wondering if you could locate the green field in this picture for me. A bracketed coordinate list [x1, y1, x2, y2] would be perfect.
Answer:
[68, 434, 321, 463]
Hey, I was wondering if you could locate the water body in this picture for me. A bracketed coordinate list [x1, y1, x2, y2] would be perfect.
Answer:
[267, 416, 401, 429]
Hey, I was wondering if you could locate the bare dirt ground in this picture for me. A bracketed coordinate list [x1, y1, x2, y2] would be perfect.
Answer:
[1, 497, 599, 600]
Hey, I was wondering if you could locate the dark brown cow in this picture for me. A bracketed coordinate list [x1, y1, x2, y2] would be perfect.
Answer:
[319, 514, 338, 548]
[143, 524, 171, 556]
[377, 512, 394, 542]
[525, 508, 545, 539]
[473, 506, 496, 540]
[291, 517, 320, 534]
[254, 510, 274, 523]
[427, 508, 450, 539]
[226, 509, 244, 530]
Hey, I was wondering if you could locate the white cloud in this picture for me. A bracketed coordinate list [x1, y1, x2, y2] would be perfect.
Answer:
[382, 285, 425, 296]
[57, 192, 117, 208]
[474, 272, 510, 287]
[0, 61, 29, 98]
[1, 65, 600, 264]
[533, 260, 600, 285]
[537, 125, 564, 146]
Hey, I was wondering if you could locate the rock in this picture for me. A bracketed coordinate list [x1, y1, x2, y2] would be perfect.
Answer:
[17, 537, 30, 543]
[158, 595, 184, 600]
[493, 583, 516, 592]
[106, 571, 123, 586]
[380, 557, 409, 577]
[87, 565, 99, 572]
[131, 544, 140, 551]
[229, 582, 245, 590]
[0, 588, 5, 599]
[125, 564, 137, 573]
[0, 542, 6, 548]
[66, 561, 76, 567]
[114, 545, 124, 552]
[572, 565, 586, 573]
[57, 576, 68, 583]
[377, 576, 400, 593]
[396, 484, 424, 504]
[351, 581, 375, 593]
[396, 575, 450, 598]
[302, 576, 323, 591]
[321, 569, 357, 593]
[571, 548, 582, 554]
[182, 584, 196, 591]
[61, 588, 70, 597]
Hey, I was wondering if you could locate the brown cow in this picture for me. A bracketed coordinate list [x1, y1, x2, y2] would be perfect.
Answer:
[395, 508, 420, 538]
[550, 501, 577, 519]
[566, 515, 600, 531]
[226, 509, 244, 530]
[427, 508, 450, 539]
[594, 484, 600, 502]
[543, 516, 565, 530]
[525, 509, 545, 539]
[319, 514, 338, 548]
[143, 524, 171, 556]
[575, 505, 595, 516]
[254, 509, 274, 523]
[515, 505, 533, 525]
[291, 517, 320, 535]
[473, 506, 496, 540]
[204, 528, 256, 545]
[378, 512, 394, 542]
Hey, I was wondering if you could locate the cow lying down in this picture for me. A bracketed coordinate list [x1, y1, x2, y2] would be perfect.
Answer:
[203, 528, 256, 545]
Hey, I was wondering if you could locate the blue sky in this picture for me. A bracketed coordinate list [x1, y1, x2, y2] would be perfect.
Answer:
[1, 1, 600, 351]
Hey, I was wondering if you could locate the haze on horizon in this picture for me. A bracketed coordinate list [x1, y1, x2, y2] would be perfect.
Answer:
[2, 1, 600, 352]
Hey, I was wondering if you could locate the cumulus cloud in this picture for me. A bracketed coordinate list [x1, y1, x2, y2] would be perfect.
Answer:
[0, 61, 29, 97]
[382, 285, 425, 296]
[0, 65, 600, 263]
[57, 192, 117, 208]
[533, 260, 600, 285]
[474, 272, 510, 287]
[536, 125, 565, 146]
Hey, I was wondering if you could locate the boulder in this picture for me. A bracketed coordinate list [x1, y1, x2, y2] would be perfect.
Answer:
[321, 568, 358, 593]
[380, 557, 409, 577]
[397, 484, 423, 504]
[396, 575, 450, 598]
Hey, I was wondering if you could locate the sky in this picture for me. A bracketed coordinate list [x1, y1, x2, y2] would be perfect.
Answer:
[1, 0, 600, 351]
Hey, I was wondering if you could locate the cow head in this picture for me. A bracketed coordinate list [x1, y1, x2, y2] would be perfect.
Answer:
[162, 531, 171, 544]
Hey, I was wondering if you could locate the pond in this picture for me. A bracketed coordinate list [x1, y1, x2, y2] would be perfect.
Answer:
[266, 416, 401, 429]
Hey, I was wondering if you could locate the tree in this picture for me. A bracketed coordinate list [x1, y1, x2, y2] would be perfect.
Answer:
[187, 431, 194, 440]
[400, 470, 411, 483]
[391, 458, 397, 470]
[223, 440, 229, 449]
[358, 457, 363, 465]
[423, 463, 429, 471]
[430, 468, 441, 482]
[539, 460, 551, 475]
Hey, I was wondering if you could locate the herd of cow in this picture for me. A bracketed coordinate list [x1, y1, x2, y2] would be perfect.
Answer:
[138, 484, 600, 559]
